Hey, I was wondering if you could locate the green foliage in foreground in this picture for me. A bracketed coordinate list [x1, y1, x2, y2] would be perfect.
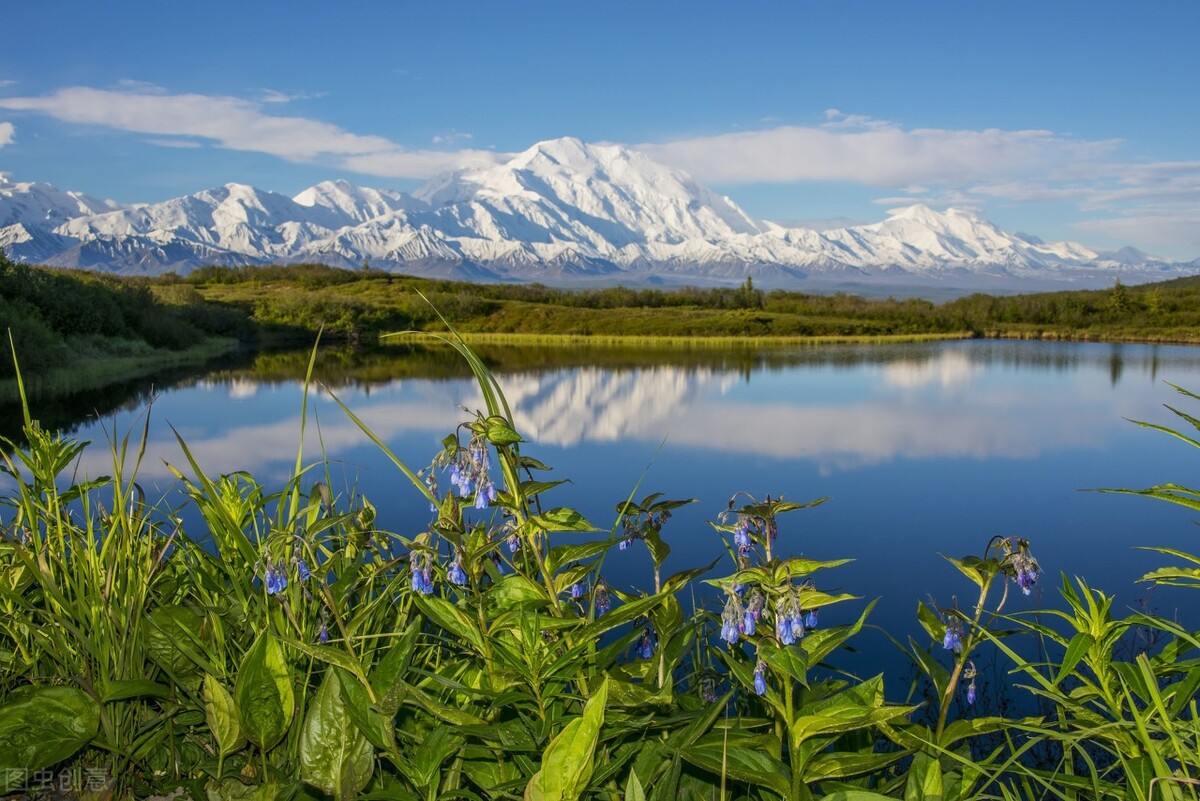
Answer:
[0, 331, 1199, 800]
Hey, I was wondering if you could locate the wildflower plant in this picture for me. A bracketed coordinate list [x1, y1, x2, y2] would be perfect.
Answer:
[697, 492, 914, 798]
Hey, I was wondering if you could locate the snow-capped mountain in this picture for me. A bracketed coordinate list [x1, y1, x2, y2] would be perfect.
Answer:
[1, 140, 1195, 290]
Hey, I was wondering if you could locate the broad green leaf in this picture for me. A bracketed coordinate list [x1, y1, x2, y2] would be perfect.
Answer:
[414, 594, 486, 653]
[145, 604, 207, 677]
[280, 637, 367, 685]
[0, 686, 100, 790]
[485, 416, 524, 446]
[624, 770, 647, 801]
[916, 600, 942, 642]
[679, 744, 792, 797]
[203, 674, 245, 761]
[547, 540, 611, 573]
[487, 574, 551, 610]
[525, 679, 609, 801]
[1055, 631, 1094, 686]
[409, 725, 464, 790]
[300, 670, 374, 801]
[335, 668, 394, 753]
[529, 507, 601, 533]
[819, 792, 899, 801]
[235, 632, 295, 752]
[904, 750, 943, 801]
[643, 529, 670, 569]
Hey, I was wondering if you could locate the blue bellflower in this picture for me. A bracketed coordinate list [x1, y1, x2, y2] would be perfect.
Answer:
[447, 554, 468, 586]
[942, 616, 964, 653]
[753, 661, 768, 696]
[720, 593, 744, 645]
[409, 551, 434, 595]
[636, 626, 657, 659]
[594, 580, 611, 615]
[264, 561, 288, 595]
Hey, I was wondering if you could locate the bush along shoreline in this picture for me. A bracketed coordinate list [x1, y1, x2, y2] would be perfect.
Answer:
[0, 332, 1198, 801]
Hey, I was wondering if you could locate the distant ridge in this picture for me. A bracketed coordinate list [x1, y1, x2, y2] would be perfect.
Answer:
[2, 138, 1196, 291]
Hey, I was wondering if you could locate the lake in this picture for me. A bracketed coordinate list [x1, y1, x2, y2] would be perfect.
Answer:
[8, 338, 1200, 688]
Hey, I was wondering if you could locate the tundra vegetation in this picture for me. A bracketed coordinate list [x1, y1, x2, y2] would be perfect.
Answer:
[6, 255, 1200, 397]
[0, 313, 1199, 800]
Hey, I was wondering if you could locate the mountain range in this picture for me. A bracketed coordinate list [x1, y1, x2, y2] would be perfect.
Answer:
[2, 136, 1196, 292]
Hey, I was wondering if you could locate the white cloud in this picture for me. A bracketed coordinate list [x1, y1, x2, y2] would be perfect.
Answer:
[259, 88, 328, 104]
[0, 121, 13, 148]
[0, 86, 503, 178]
[640, 122, 1119, 186]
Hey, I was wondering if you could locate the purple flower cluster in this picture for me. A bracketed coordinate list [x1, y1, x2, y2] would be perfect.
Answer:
[942, 615, 964, 654]
[720, 592, 745, 644]
[263, 561, 288, 595]
[410, 551, 434, 595]
[1012, 552, 1041, 595]
[447, 553, 468, 587]
[774, 595, 807, 646]
[444, 434, 498, 510]
[635, 625, 657, 659]
[733, 517, 751, 549]
[744, 590, 764, 636]
[593, 580, 611, 615]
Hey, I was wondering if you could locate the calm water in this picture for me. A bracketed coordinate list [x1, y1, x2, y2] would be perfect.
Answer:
[11, 339, 1200, 685]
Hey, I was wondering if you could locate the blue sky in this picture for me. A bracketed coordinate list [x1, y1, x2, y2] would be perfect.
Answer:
[1, 1, 1197, 259]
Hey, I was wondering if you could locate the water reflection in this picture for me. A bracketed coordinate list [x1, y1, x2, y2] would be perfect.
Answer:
[7, 338, 1200, 686]
[20, 340, 1200, 485]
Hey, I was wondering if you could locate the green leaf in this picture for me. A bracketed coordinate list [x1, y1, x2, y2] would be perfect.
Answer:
[819, 792, 899, 801]
[624, 770, 647, 801]
[371, 621, 419, 719]
[234, 632, 295, 752]
[300, 670, 374, 801]
[145, 604, 207, 677]
[904, 750, 942, 801]
[547, 540, 611, 573]
[525, 679, 609, 801]
[485, 416, 524, 446]
[486, 574, 551, 611]
[679, 744, 791, 797]
[0, 686, 100, 790]
[203, 674, 246, 761]
[414, 594, 486, 653]
[1055, 631, 1094, 686]
[101, 679, 173, 703]
[335, 668, 395, 753]
[529, 507, 601, 533]
[408, 725, 464, 790]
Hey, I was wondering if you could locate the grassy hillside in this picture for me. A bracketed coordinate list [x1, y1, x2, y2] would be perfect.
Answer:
[6, 259, 1200, 394]
[0, 254, 249, 387]
[182, 263, 1200, 343]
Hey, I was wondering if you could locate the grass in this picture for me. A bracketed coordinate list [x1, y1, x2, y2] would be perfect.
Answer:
[0, 336, 239, 401]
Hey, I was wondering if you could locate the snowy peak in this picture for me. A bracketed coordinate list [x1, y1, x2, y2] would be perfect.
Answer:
[1, 138, 1196, 290]
[412, 136, 764, 248]
[0, 174, 118, 227]
[293, 179, 424, 224]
